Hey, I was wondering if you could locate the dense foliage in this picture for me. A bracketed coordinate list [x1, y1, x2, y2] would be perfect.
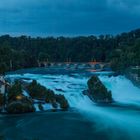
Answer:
[110, 39, 140, 73]
[27, 80, 69, 109]
[7, 81, 35, 113]
[8, 81, 22, 102]
[7, 101, 35, 114]
[0, 28, 140, 73]
[27, 80, 47, 99]
[87, 76, 112, 103]
[8, 81, 22, 103]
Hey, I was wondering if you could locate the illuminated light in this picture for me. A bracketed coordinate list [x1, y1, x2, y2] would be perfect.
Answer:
[16, 95, 23, 100]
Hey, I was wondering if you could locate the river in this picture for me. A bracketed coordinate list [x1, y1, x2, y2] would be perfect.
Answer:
[2, 68, 140, 140]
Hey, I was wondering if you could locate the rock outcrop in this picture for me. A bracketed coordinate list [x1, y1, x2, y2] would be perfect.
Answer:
[7, 99, 35, 114]
[7, 81, 35, 114]
[27, 80, 69, 109]
[87, 76, 113, 103]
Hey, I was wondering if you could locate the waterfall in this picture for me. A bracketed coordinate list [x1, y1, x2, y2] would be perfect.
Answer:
[7, 73, 140, 139]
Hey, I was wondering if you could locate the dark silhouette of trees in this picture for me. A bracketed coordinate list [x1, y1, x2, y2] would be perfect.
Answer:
[0, 28, 140, 73]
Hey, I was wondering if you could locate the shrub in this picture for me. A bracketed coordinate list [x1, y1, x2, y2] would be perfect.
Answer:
[7, 81, 22, 103]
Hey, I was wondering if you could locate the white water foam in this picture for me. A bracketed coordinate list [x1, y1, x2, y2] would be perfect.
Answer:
[99, 76, 140, 105]
[7, 73, 140, 139]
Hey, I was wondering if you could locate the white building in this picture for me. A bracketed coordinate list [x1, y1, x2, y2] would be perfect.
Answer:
[0, 76, 6, 94]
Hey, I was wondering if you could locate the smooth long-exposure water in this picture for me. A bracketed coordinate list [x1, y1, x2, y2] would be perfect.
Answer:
[2, 68, 140, 140]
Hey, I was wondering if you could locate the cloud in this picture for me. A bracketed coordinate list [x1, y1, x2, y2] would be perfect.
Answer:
[107, 0, 140, 15]
[0, 0, 140, 36]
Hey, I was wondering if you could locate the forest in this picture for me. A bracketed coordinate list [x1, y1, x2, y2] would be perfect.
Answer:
[0, 28, 140, 74]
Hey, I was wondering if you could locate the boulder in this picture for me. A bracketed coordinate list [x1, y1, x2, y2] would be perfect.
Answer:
[55, 94, 69, 109]
[7, 99, 35, 114]
[87, 76, 112, 103]
[27, 80, 69, 110]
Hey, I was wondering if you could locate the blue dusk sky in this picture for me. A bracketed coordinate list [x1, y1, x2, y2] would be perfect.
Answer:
[0, 0, 140, 36]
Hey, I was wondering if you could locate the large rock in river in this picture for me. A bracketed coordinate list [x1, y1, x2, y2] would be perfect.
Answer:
[87, 76, 112, 103]
[7, 98, 35, 114]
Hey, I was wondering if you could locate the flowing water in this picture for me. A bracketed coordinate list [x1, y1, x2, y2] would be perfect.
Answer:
[2, 68, 140, 140]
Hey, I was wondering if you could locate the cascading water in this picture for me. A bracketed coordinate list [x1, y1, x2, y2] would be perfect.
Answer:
[100, 76, 140, 105]
[7, 72, 140, 140]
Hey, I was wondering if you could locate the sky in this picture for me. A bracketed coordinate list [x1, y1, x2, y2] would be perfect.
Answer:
[0, 0, 140, 36]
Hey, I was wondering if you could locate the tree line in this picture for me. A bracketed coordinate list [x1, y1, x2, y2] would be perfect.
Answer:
[0, 28, 140, 73]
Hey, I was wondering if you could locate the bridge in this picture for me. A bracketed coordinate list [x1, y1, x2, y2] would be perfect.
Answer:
[38, 61, 111, 71]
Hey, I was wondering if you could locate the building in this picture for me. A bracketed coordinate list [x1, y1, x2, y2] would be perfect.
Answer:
[0, 76, 6, 94]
